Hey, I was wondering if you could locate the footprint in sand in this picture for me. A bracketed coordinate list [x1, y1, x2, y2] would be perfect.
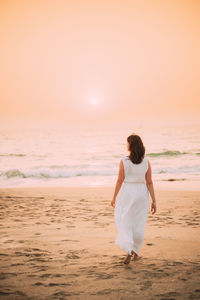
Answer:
[140, 280, 153, 290]
[34, 282, 44, 286]
[92, 289, 112, 295]
[40, 273, 52, 278]
[0, 290, 27, 298]
[51, 291, 72, 298]
[157, 291, 180, 299]
[48, 282, 71, 287]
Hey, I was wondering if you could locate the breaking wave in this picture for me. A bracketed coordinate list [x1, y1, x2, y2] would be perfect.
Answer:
[146, 150, 188, 157]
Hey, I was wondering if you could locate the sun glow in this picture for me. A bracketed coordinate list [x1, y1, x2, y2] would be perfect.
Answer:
[89, 98, 99, 105]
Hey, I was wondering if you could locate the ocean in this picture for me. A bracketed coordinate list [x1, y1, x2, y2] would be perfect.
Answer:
[0, 120, 199, 189]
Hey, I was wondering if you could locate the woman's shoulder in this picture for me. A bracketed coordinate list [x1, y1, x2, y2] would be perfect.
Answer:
[120, 156, 129, 165]
[143, 156, 149, 163]
[143, 156, 149, 170]
[121, 155, 129, 161]
[145, 156, 150, 162]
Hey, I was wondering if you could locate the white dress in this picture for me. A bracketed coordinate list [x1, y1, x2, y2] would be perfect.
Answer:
[114, 156, 150, 255]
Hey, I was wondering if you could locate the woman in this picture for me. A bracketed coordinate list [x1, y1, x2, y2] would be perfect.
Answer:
[111, 134, 156, 264]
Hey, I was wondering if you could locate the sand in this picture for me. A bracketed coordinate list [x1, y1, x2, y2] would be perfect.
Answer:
[0, 186, 200, 300]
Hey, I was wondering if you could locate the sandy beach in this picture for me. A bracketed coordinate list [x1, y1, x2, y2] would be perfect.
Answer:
[0, 186, 200, 300]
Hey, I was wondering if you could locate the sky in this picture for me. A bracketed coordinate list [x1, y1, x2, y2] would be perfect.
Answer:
[0, 0, 200, 128]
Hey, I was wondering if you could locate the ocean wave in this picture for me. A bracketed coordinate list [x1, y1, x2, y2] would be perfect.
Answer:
[0, 153, 26, 157]
[156, 165, 200, 174]
[1, 163, 200, 179]
[0, 151, 198, 159]
[1, 167, 115, 179]
[146, 150, 188, 157]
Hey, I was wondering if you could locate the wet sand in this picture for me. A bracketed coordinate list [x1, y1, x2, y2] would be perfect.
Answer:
[0, 187, 200, 299]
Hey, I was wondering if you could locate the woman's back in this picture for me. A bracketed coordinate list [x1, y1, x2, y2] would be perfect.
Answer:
[122, 156, 148, 184]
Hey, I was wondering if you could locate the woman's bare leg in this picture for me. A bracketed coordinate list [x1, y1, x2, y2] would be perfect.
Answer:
[123, 250, 134, 264]
[132, 252, 139, 260]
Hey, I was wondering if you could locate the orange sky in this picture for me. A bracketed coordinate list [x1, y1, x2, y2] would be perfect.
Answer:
[0, 0, 200, 126]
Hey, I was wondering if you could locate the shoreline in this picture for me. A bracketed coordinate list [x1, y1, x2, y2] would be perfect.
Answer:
[0, 186, 200, 198]
[0, 179, 199, 192]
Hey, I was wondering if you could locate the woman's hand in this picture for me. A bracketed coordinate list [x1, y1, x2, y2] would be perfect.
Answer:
[111, 198, 116, 208]
[151, 201, 157, 214]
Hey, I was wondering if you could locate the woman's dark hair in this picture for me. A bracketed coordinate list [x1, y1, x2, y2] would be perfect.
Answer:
[127, 134, 145, 164]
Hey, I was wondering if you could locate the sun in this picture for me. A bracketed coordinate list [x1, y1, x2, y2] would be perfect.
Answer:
[89, 98, 99, 105]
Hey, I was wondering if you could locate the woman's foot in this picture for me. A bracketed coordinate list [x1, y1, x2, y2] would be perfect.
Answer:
[124, 250, 134, 264]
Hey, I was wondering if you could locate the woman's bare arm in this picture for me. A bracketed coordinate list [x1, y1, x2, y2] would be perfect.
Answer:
[145, 160, 157, 214]
[111, 160, 125, 207]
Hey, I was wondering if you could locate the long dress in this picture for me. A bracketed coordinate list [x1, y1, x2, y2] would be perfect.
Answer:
[114, 156, 150, 256]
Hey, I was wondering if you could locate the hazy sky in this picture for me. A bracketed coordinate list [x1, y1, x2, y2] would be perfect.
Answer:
[0, 0, 200, 127]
